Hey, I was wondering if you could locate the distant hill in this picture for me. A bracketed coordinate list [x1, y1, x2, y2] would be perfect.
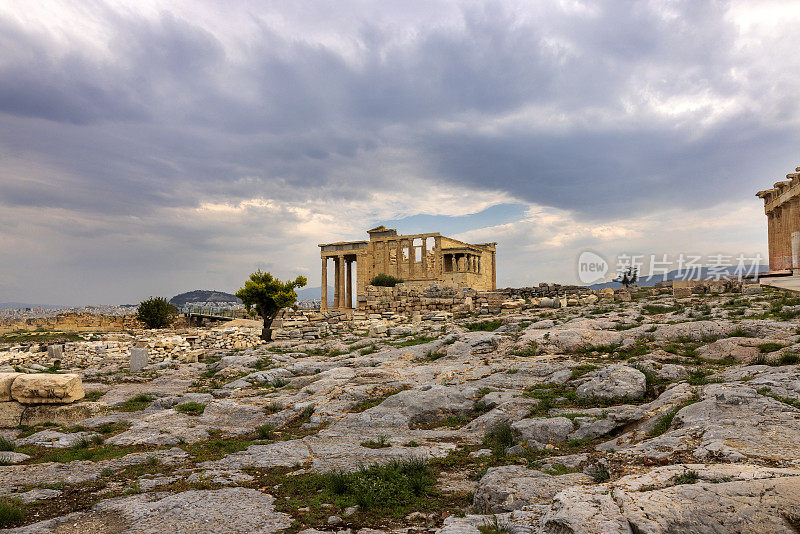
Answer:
[588, 265, 769, 290]
[296, 286, 334, 303]
[0, 302, 60, 310]
[169, 290, 241, 307]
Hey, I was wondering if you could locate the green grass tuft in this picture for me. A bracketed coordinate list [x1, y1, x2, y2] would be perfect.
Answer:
[116, 394, 155, 412]
[175, 402, 206, 416]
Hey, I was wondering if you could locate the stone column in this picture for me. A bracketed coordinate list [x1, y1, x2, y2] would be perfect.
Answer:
[767, 211, 776, 271]
[338, 255, 346, 309]
[408, 239, 414, 279]
[333, 256, 340, 308]
[421, 238, 428, 277]
[321, 257, 328, 310]
[491, 251, 497, 290]
[345, 257, 352, 309]
[396, 240, 403, 279]
[790, 197, 800, 269]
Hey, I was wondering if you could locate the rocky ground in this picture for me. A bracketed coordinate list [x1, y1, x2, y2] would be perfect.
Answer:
[2, 286, 800, 533]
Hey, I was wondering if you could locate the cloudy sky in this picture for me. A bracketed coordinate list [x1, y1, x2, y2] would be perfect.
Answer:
[1, 0, 799, 305]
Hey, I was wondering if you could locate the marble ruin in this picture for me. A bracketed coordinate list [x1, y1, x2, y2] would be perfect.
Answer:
[319, 226, 497, 310]
[756, 164, 800, 271]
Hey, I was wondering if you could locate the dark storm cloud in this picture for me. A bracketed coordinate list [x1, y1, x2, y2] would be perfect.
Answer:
[1, 0, 798, 303]
[2, 0, 794, 220]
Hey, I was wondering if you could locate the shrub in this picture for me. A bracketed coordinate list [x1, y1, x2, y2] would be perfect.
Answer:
[674, 470, 699, 485]
[136, 297, 178, 329]
[175, 402, 206, 416]
[370, 273, 404, 287]
[593, 465, 610, 483]
[758, 342, 787, 353]
[0, 437, 16, 452]
[256, 424, 274, 440]
[0, 498, 24, 527]
[778, 352, 800, 365]
[483, 422, 516, 456]
[319, 457, 434, 512]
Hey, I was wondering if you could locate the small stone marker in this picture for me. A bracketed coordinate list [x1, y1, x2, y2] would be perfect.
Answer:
[130, 348, 149, 372]
[47, 345, 63, 359]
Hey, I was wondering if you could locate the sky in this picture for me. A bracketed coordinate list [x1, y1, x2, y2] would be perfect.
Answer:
[1, 0, 799, 305]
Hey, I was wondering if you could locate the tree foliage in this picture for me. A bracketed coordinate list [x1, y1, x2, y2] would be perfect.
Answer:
[615, 266, 638, 288]
[235, 270, 307, 340]
[370, 273, 404, 287]
[136, 297, 178, 329]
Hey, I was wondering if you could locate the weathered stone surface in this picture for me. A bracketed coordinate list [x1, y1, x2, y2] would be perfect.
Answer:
[4, 488, 293, 533]
[10, 373, 85, 404]
[695, 337, 765, 363]
[512, 417, 574, 443]
[21, 401, 106, 427]
[575, 364, 646, 401]
[474, 465, 590, 512]
[129, 348, 148, 372]
[0, 372, 22, 402]
[0, 451, 30, 464]
[17, 430, 100, 448]
[0, 400, 24, 427]
[542, 464, 800, 534]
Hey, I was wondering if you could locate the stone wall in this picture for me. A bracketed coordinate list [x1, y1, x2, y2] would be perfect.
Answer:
[0, 326, 264, 369]
[0, 313, 140, 334]
[271, 283, 600, 340]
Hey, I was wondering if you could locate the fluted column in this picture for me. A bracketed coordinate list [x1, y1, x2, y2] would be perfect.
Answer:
[332, 256, 340, 308]
[337, 255, 346, 309]
[321, 257, 328, 310]
[345, 257, 352, 309]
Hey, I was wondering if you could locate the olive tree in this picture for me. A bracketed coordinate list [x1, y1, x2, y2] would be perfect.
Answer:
[137, 297, 178, 329]
[235, 270, 307, 340]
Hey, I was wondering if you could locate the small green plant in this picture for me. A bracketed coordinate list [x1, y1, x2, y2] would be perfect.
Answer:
[511, 341, 538, 357]
[593, 465, 610, 483]
[0, 437, 16, 452]
[175, 402, 206, 416]
[319, 457, 434, 512]
[0, 498, 24, 527]
[83, 390, 104, 402]
[370, 273, 404, 287]
[687, 368, 714, 385]
[256, 424, 274, 440]
[727, 327, 753, 338]
[778, 352, 800, 365]
[483, 422, 515, 457]
[463, 320, 503, 332]
[136, 297, 178, 329]
[117, 394, 155, 412]
[758, 342, 787, 353]
[478, 515, 509, 534]
[264, 402, 283, 414]
[674, 470, 699, 485]
[404, 440, 420, 447]
[361, 435, 391, 449]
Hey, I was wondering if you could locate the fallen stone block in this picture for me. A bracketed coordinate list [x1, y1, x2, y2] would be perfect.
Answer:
[21, 401, 107, 427]
[0, 400, 24, 427]
[11, 373, 85, 404]
[0, 372, 22, 402]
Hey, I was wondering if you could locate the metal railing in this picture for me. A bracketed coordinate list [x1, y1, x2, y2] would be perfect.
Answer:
[180, 305, 250, 319]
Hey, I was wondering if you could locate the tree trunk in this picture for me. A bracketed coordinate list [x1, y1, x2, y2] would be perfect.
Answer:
[261, 313, 276, 341]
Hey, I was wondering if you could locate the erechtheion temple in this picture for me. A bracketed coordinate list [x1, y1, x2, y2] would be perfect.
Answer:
[757, 165, 800, 271]
[319, 226, 497, 310]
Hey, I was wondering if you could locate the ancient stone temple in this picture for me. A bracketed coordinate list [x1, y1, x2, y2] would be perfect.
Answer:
[319, 226, 497, 310]
[756, 165, 800, 271]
